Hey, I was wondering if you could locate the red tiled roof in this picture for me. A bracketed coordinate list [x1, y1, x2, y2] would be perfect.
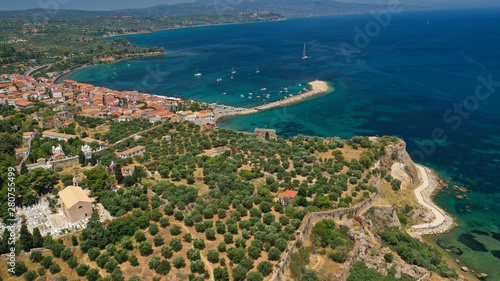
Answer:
[277, 190, 298, 199]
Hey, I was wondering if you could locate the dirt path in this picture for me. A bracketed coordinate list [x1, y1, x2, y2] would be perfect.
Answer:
[177, 222, 214, 281]
[311, 254, 324, 270]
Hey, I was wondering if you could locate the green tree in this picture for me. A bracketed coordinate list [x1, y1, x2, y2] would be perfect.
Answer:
[139, 241, 153, 256]
[156, 260, 171, 275]
[384, 252, 394, 263]
[173, 256, 186, 268]
[257, 261, 273, 276]
[302, 269, 319, 281]
[207, 249, 219, 263]
[232, 265, 247, 281]
[86, 268, 101, 281]
[114, 163, 123, 184]
[111, 267, 124, 281]
[79, 150, 86, 165]
[19, 225, 33, 252]
[214, 266, 229, 281]
[246, 271, 263, 281]
[82, 166, 111, 196]
[29, 250, 43, 262]
[148, 256, 161, 269]
[129, 254, 139, 266]
[268, 248, 281, 261]
[76, 263, 89, 276]
[49, 262, 61, 274]
[23, 270, 36, 281]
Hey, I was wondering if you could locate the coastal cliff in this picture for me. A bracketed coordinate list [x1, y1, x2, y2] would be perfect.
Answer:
[381, 139, 420, 189]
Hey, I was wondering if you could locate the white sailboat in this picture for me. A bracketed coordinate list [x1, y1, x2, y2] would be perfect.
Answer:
[302, 43, 310, 60]
[194, 67, 202, 77]
[256, 65, 260, 73]
[232, 66, 236, 74]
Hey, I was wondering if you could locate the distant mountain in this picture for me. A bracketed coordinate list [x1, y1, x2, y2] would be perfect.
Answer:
[0, 0, 424, 19]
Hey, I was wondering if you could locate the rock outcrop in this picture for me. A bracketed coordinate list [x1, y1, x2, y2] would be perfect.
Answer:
[381, 140, 420, 188]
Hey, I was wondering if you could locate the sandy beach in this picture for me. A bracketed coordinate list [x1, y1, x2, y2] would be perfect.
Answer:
[411, 164, 455, 236]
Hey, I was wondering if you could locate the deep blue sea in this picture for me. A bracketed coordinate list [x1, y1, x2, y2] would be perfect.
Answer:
[60, 8, 500, 279]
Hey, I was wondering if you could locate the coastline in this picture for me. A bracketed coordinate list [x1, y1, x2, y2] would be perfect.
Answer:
[214, 80, 333, 127]
[410, 164, 455, 236]
[53, 52, 165, 84]
[100, 18, 287, 39]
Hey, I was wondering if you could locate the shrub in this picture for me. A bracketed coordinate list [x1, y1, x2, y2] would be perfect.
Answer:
[29, 251, 43, 262]
[384, 252, 394, 263]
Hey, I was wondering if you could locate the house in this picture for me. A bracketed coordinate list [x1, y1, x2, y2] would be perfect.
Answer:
[169, 115, 184, 123]
[42, 130, 77, 142]
[276, 190, 298, 205]
[185, 114, 196, 122]
[202, 146, 230, 157]
[15, 147, 30, 158]
[14, 99, 35, 110]
[161, 135, 172, 142]
[59, 185, 93, 223]
[118, 146, 146, 159]
[118, 116, 132, 122]
[82, 137, 105, 147]
[149, 117, 161, 124]
[23, 131, 36, 140]
[20, 158, 49, 171]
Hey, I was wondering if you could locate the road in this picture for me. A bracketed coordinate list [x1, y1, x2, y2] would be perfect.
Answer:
[412, 165, 446, 230]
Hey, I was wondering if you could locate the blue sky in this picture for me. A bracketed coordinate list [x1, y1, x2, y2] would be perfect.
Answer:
[1, 0, 499, 11]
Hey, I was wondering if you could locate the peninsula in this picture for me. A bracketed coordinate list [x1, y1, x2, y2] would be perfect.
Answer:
[214, 80, 332, 123]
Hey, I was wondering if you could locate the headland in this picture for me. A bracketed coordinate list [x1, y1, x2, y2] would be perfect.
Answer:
[214, 80, 332, 124]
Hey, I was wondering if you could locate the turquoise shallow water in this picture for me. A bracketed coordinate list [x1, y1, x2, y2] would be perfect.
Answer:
[60, 8, 500, 279]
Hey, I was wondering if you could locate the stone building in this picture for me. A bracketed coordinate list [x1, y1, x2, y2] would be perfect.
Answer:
[254, 128, 277, 141]
[59, 186, 92, 223]
[118, 146, 146, 159]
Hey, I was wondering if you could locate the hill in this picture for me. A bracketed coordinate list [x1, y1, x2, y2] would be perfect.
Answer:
[0, 0, 424, 19]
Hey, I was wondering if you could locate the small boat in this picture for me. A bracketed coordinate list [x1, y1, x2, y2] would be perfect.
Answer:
[256, 65, 260, 73]
[240, 94, 244, 98]
[302, 43, 310, 60]
[222, 92, 227, 95]
[232, 66, 236, 74]
[261, 88, 267, 91]
[194, 67, 202, 77]
[249, 93, 253, 95]
[217, 78, 222, 82]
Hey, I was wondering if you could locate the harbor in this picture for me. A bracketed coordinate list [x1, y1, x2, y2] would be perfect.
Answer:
[214, 80, 332, 124]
